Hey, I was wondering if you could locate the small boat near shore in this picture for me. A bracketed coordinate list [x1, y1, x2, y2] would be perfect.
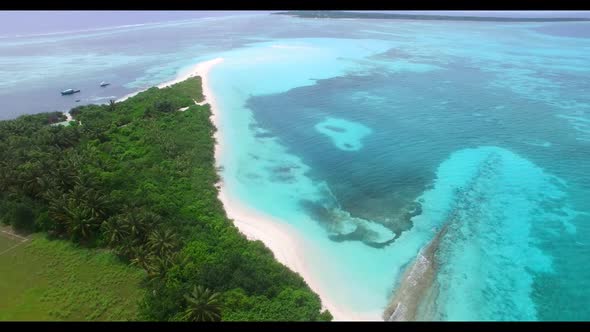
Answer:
[61, 89, 80, 95]
[100, 81, 110, 87]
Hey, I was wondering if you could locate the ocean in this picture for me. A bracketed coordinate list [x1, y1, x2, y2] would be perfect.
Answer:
[2, 12, 589, 320]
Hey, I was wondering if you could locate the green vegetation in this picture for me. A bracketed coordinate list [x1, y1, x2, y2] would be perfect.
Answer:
[0, 233, 144, 321]
[181, 286, 223, 322]
[0, 77, 331, 321]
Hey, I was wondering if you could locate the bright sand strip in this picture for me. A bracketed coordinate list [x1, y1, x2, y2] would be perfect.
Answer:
[188, 58, 380, 321]
[382, 223, 447, 321]
[116, 61, 211, 103]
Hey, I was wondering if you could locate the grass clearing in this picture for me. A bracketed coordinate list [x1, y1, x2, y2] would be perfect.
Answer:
[0, 229, 25, 254]
[0, 232, 22, 256]
[0, 233, 145, 321]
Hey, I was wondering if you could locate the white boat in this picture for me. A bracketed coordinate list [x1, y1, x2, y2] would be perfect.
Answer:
[100, 81, 110, 87]
[61, 89, 80, 95]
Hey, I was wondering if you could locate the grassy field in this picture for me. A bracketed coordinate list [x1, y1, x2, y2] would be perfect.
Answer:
[0, 229, 23, 254]
[0, 231, 145, 321]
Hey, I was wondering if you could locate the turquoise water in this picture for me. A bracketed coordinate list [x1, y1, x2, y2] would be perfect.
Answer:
[413, 146, 576, 320]
[208, 21, 590, 320]
[2, 13, 590, 320]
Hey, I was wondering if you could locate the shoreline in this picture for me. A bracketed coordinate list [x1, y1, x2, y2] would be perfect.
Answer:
[116, 60, 209, 103]
[191, 58, 380, 321]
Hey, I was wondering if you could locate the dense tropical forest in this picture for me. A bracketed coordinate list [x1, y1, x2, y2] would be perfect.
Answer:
[0, 77, 332, 321]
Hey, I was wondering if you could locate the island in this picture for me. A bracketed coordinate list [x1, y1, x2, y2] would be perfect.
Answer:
[0, 76, 332, 321]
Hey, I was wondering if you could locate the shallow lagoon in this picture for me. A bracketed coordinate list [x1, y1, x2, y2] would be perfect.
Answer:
[209, 23, 590, 320]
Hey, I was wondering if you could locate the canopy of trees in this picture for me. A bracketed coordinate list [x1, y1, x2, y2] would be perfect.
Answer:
[0, 77, 331, 321]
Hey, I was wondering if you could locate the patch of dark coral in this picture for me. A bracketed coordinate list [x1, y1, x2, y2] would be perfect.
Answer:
[324, 125, 347, 133]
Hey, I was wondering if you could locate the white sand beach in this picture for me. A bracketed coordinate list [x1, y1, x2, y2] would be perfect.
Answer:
[116, 60, 210, 103]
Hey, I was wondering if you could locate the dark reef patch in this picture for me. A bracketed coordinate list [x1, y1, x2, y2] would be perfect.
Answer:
[324, 125, 346, 133]
[299, 199, 341, 229]
[300, 196, 423, 249]
[245, 173, 262, 180]
[271, 165, 300, 174]
[255, 132, 275, 139]
[328, 226, 399, 249]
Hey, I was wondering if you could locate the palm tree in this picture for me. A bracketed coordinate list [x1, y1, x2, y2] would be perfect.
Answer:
[0, 161, 12, 192]
[129, 245, 154, 271]
[50, 125, 80, 149]
[5, 120, 27, 136]
[122, 212, 149, 240]
[79, 187, 110, 221]
[51, 150, 84, 191]
[114, 238, 136, 259]
[46, 183, 107, 242]
[109, 100, 116, 112]
[138, 210, 162, 227]
[183, 286, 222, 322]
[101, 216, 129, 247]
[19, 166, 44, 197]
[145, 253, 176, 279]
[63, 201, 99, 241]
[44, 189, 68, 234]
[148, 228, 178, 257]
